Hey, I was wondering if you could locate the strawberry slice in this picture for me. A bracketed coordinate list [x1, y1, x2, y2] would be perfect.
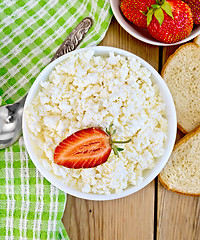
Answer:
[54, 128, 111, 169]
[54, 125, 131, 169]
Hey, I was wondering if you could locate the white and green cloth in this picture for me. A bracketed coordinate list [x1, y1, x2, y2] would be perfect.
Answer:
[0, 0, 112, 239]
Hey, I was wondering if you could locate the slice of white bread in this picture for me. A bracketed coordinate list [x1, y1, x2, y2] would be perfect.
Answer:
[161, 43, 200, 133]
[159, 126, 200, 196]
[194, 34, 200, 46]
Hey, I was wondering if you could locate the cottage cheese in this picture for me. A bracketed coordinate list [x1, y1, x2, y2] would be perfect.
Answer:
[25, 50, 168, 194]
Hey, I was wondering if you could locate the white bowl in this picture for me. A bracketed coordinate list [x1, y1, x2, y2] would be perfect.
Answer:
[22, 46, 177, 201]
[110, 0, 200, 46]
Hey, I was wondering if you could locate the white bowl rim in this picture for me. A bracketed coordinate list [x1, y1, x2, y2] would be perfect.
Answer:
[110, 0, 200, 46]
[22, 46, 177, 201]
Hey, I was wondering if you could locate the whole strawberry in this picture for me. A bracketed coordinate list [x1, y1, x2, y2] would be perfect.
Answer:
[183, 0, 200, 24]
[147, 0, 193, 43]
[120, 0, 156, 28]
[120, 0, 147, 27]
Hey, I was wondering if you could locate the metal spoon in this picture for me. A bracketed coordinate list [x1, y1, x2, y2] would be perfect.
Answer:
[0, 17, 93, 149]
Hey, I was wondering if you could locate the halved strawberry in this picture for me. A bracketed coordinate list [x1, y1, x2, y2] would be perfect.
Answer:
[54, 125, 131, 169]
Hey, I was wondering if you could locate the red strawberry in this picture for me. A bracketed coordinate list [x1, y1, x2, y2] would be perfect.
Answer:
[120, 0, 148, 28]
[54, 125, 131, 169]
[147, 0, 193, 43]
[131, 0, 157, 11]
[183, 0, 200, 24]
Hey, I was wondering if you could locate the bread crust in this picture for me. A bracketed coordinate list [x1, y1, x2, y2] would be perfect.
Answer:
[174, 125, 200, 150]
[161, 42, 200, 134]
[158, 176, 200, 197]
[177, 123, 188, 134]
[158, 125, 200, 196]
[194, 34, 200, 46]
[161, 42, 200, 77]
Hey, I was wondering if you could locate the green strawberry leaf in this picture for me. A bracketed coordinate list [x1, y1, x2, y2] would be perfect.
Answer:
[107, 123, 132, 157]
[154, 8, 164, 25]
[112, 145, 119, 156]
[117, 147, 124, 152]
[151, 4, 160, 9]
[147, 8, 154, 26]
[161, 1, 174, 19]
[106, 123, 114, 135]
[147, 14, 153, 26]
[112, 145, 124, 157]
[112, 129, 117, 135]
[105, 127, 110, 135]
[140, 10, 147, 16]
[109, 123, 114, 131]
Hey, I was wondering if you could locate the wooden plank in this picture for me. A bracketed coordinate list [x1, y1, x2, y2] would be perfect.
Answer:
[156, 45, 200, 240]
[101, 18, 159, 70]
[63, 182, 155, 240]
[157, 182, 200, 240]
[62, 18, 160, 240]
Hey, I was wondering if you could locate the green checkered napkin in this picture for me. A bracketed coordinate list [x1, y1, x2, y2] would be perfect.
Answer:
[0, 0, 112, 239]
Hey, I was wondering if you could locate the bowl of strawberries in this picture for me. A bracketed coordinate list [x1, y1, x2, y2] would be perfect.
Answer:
[110, 0, 200, 46]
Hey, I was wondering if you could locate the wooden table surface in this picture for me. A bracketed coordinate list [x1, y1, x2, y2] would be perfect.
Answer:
[62, 18, 200, 240]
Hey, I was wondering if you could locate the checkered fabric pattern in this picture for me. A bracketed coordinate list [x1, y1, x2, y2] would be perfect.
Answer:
[0, 139, 68, 240]
[0, 0, 112, 239]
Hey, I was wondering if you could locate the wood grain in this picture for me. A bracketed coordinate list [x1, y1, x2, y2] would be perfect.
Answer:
[62, 18, 160, 240]
[156, 45, 200, 240]
[63, 181, 155, 240]
[157, 182, 200, 240]
[100, 18, 159, 70]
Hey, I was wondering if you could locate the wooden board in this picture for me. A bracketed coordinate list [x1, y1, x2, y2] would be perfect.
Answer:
[63, 182, 155, 240]
[62, 18, 160, 240]
[157, 181, 200, 240]
[156, 45, 200, 240]
[62, 18, 200, 240]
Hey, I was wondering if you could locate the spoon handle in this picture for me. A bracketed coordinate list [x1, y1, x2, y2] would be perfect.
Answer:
[0, 17, 93, 149]
[8, 17, 93, 110]
[51, 17, 93, 62]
